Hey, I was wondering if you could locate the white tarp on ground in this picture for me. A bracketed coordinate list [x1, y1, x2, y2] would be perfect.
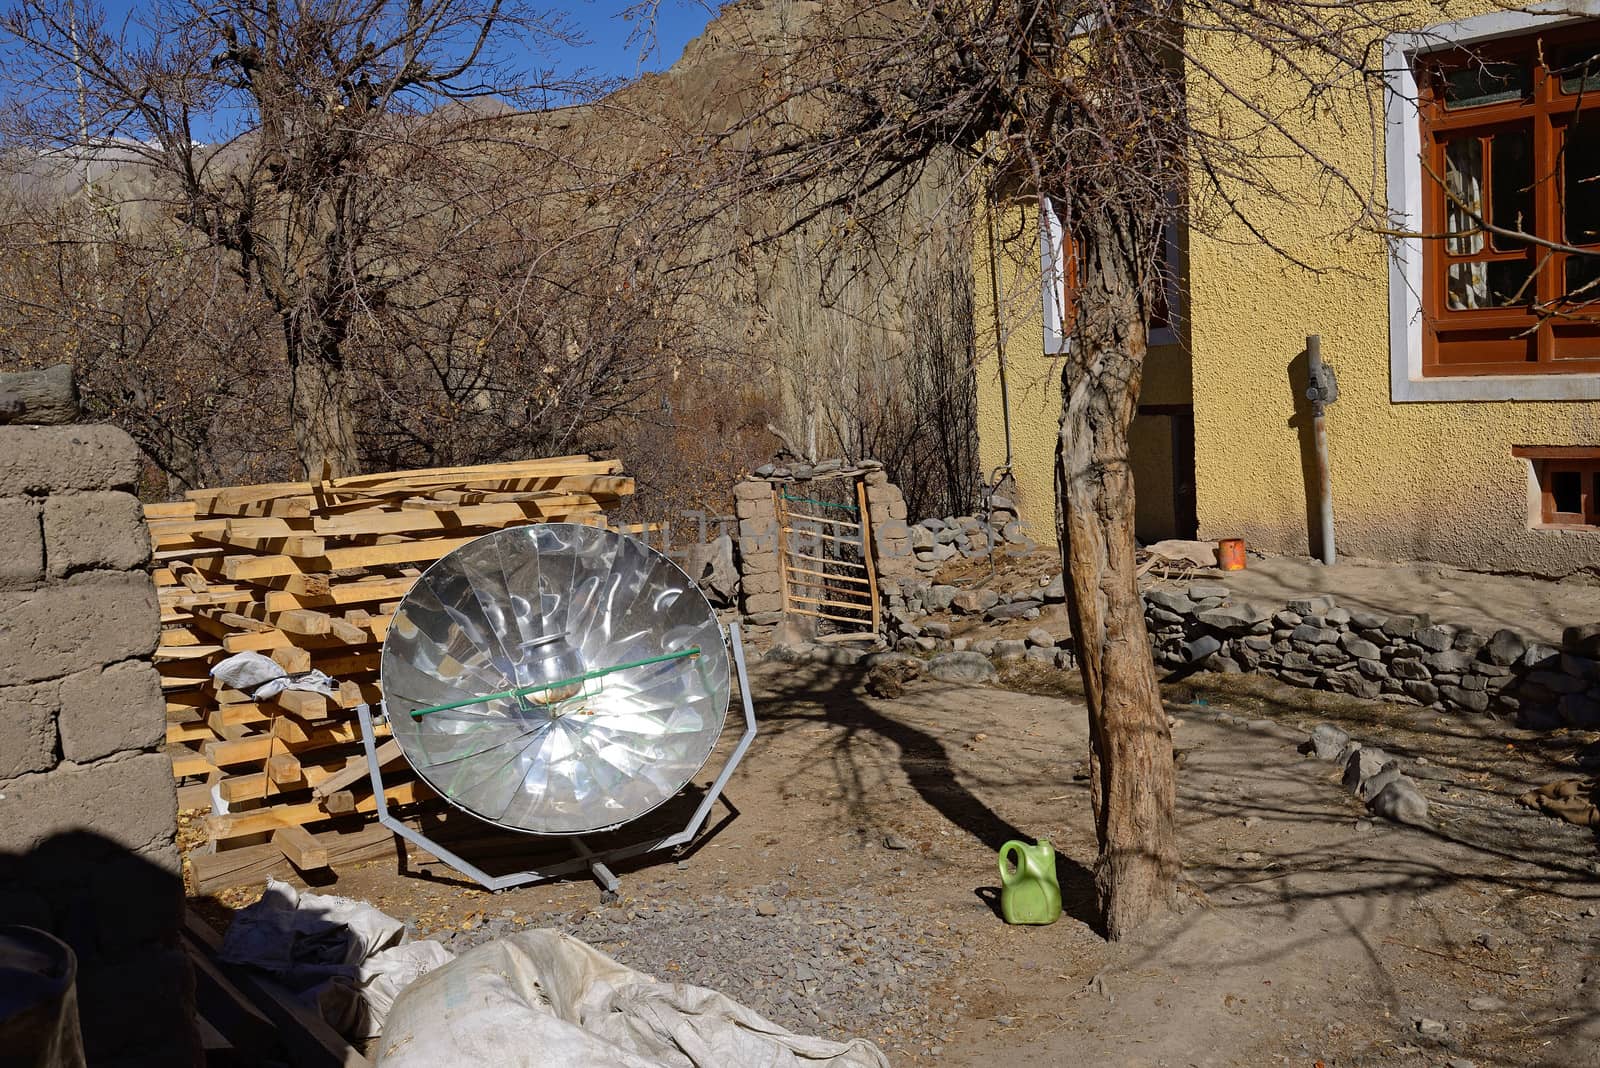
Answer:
[377, 929, 890, 1068]
[219, 879, 452, 1040]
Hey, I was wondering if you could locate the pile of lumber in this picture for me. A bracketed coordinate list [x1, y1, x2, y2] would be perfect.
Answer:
[150, 456, 635, 891]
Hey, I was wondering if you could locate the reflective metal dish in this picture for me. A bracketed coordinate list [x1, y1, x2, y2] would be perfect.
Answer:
[381, 524, 730, 836]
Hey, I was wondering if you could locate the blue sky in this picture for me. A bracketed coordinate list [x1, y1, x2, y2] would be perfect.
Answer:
[0, 0, 721, 143]
[547, 0, 719, 83]
[81, 0, 720, 90]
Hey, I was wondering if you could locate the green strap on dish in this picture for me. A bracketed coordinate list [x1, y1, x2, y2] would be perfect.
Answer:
[408, 647, 702, 719]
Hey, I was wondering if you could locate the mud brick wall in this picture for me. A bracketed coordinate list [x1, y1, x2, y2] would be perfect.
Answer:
[0, 424, 199, 1065]
[862, 471, 913, 582]
[734, 479, 783, 624]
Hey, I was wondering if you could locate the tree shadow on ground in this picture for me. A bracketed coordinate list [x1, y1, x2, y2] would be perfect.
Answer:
[750, 659, 1103, 932]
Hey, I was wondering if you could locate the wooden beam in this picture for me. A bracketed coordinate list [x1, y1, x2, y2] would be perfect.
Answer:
[271, 825, 330, 870]
[221, 535, 482, 581]
[205, 778, 431, 839]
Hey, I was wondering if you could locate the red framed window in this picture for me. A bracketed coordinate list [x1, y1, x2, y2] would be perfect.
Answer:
[1514, 446, 1600, 528]
[1419, 25, 1600, 375]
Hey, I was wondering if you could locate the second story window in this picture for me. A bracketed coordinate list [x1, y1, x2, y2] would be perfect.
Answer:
[1419, 24, 1600, 375]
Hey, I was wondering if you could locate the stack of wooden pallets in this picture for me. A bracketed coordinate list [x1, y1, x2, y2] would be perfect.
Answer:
[149, 456, 635, 891]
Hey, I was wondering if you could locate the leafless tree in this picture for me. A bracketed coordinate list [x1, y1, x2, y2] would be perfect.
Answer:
[0, 0, 607, 476]
[667, 0, 1478, 936]
[0, 170, 286, 489]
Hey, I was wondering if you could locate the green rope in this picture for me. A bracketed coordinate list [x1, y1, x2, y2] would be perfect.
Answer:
[780, 493, 859, 513]
[408, 647, 702, 719]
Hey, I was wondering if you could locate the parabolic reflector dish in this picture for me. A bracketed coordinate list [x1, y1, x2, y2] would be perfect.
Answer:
[380, 524, 730, 836]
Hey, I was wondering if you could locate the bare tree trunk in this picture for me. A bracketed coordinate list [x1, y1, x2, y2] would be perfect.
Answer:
[1055, 203, 1179, 939]
[285, 318, 360, 478]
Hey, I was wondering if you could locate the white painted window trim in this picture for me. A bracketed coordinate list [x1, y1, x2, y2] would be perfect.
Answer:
[1039, 196, 1182, 356]
[1384, 0, 1600, 402]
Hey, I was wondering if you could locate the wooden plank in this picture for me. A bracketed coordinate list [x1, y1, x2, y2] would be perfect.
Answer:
[167, 722, 215, 744]
[217, 746, 402, 804]
[272, 825, 330, 869]
[176, 780, 215, 810]
[784, 549, 868, 570]
[328, 455, 617, 489]
[270, 645, 312, 674]
[204, 497, 316, 519]
[302, 649, 380, 677]
[784, 564, 871, 586]
[789, 606, 876, 626]
[201, 717, 387, 767]
[144, 501, 198, 519]
[309, 497, 600, 537]
[327, 617, 366, 644]
[171, 750, 220, 777]
[274, 609, 332, 636]
[206, 778, 431, 839]
[266, 752, 303, 785]
[221, 535, 482, 581]
[202, 530, 329, 557]
[1511, 445, 1600, 460]
[154, 643, 220, 661]
[790, 593, 873, 612]
[313, 740, 400, 798]
[181, 932, 279, 1055]
[857, 477, 883, 637]
[188, 825, 397, 895]
[263, 576, 416, 612]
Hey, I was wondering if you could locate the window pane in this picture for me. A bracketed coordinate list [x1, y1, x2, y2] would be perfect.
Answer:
[1445, 137, 1485, 255]
[1551, 469, 1583, 515]
[1566, 255, 1600, 302]
[1447, 260, 1537, 309]
[1489, 129, 1533, 251]
[1557, 44, 1600, 94]
[1564, 123, 1600, 247]
[1443, 62, 1532, 109]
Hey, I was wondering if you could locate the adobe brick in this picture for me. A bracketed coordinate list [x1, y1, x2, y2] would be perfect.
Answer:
[0, 571, 160, 685]
[0, 497, 43, 589]
[0, 751, 177, 858]
[0, 679, 59, 778]
[0, 425, 139, 495]
[44, 491, 151, 577]
[57, 659, 164, 764]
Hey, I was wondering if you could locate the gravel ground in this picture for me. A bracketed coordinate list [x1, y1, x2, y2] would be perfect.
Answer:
[422, 880, 971, 1059]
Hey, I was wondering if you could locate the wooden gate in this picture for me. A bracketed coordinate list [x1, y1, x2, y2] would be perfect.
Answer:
[773, 479, 880, 641]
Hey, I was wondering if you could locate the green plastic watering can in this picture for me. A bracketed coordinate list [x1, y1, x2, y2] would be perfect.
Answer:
[998, 838, 1062, 925]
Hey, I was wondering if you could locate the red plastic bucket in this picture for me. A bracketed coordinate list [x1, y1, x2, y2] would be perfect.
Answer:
[1217, 538, 1247, 571]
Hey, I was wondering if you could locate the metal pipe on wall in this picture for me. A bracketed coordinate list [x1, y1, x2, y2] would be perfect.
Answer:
[1306, 335, 1337, 566]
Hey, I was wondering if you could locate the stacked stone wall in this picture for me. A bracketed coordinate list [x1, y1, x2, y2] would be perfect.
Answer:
[734, 459, 903, 628]
[734, 480, 782, 623]
[1141, 585, 1600, 729]
[0, 423, 198, 1064]
[862, 471, 913, 583]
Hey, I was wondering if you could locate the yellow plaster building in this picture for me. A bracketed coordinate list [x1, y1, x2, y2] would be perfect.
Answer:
[975, 0, 1600, 577]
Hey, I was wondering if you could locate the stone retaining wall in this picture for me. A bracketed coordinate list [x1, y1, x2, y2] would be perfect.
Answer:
[1141, 584, 1600, 729]
[0, 424, 199, 1064]
[869, 567, 1599, 730]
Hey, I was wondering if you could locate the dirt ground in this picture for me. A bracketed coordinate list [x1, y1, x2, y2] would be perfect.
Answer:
[203, 658, 1600, 1066]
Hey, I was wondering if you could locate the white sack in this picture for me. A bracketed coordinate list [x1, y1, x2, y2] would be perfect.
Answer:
[209, 651, 288, 691]
[377, 929, 889, 1068]
[220, 879, 451, 1040]
[253, 668, 338, 700]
